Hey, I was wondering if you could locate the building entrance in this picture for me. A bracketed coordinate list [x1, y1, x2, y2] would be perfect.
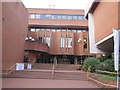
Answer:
[56, 55, 74, 64]
[36, 52, 52, 63]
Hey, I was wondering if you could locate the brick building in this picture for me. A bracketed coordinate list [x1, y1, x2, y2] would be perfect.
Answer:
[25, 8, 91, 64]
[2, 1, 29, 70]
[85, 0, 120, 56]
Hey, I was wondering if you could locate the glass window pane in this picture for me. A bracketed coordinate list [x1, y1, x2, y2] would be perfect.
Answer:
[67, 37, 72, 48]
[61, 37, 65, 48]
[62, 15, 67, 20]
[46, 37, 50, 47]
[72, 30, 76, 33]
[46, 14, 52, 19]
[31, 28, 35, 32]
[51, 15, 57, 19]
[41, 14, 46, 19]
[73, 16, 78, 20]
[78, 15, 84, 20]
[36, 29, 41, 31]
[30, 14, 35, 19]
[67, 15, 72, 20]
[36, 14, 40, 19]
[56, 15, 62, 19]
[77, 30, 82, 33]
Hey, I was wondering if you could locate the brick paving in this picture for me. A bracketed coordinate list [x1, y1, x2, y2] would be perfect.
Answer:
[2, 78, 101, 88]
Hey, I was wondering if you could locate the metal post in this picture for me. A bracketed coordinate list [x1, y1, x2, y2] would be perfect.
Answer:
[116, 70, 119, 90]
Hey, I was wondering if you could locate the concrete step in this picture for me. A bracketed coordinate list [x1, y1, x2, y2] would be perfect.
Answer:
[32, 63, 53, 70]
[55, 64, 78, 70]
[7, 69, 87, 81]
[7, 70, 52, 79]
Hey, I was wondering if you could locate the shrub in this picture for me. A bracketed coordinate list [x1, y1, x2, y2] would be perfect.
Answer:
[98, 56, 109, 62]
[97, 59, 115, 72]
[83, 57, 100, 72]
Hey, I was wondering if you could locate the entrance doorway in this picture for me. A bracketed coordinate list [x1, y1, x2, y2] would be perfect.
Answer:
[36, 52, 52, 63]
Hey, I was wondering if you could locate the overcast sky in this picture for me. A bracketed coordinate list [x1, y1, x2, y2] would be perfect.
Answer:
[22, 0, 90, 10]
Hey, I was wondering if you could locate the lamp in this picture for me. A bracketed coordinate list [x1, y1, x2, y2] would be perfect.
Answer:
[78, 38, 82, 43]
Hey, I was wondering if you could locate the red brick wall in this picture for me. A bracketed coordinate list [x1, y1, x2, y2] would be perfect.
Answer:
[28, 8, 88, 28]
[74, 32, 89, 55]
[2, 2, 29, 69]
[28, 8, 84, 15]
[93, 1, 118, 43]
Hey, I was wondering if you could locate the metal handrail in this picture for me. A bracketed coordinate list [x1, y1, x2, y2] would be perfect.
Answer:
[96, 70, 120, 75]
[51, 64, 55, 79]
[2, 64, 16, 77]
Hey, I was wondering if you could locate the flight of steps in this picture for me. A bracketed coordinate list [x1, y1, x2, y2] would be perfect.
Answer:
[7, 63, 87, 81]
[7, 70, 52, 79]
[55, 64, 78, 70]
[32, 63, 53, 70]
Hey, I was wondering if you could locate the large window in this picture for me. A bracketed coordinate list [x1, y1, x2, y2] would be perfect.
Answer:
[61, 37, 65, 48]
[67, 37, 72, 48]
[46, 37, 50, 47]
[29, 13, 85, 20]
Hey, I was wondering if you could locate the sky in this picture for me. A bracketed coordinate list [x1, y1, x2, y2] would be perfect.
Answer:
[22, 0, 90, 10]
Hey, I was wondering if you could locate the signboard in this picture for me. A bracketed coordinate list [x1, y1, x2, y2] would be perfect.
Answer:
[16, 63, 24, 70]
[27, 63, 32, 70]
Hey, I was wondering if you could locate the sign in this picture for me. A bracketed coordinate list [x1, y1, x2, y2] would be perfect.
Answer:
[16, 63, 24, 70]
[27, 63, 32, 70]
[113, 30, 119, 71]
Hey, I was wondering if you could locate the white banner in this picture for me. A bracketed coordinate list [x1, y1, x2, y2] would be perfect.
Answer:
[16, 63, 24, 70]
[113, 30, 119, 71]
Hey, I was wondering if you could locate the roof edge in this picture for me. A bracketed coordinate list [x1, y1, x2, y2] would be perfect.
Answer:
[85, 0, 100, 19]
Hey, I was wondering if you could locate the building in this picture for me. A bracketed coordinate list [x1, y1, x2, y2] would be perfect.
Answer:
[2, 1, 29, 70]
[25, 8, 91, 65]
[85, 0, 120, 56]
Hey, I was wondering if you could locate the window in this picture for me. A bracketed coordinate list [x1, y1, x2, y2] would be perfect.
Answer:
[67, 15, 72, 20]
[73, 16, 78, 20]
[78, 15, 84, 20]
[67, 37, 72, 48]
[36, 14, 41, 19]
[51, 15, 57, 19]
[56, 15, 62, 20]
[29, 14, 35, 19]
[36, 29, 41, 31]
[41, 14, 46, 19]
[46, 37, 50, 47]
[51, 29, 56, 32]
[60, 37, 65, 48]
[62, 15, 67, 20]
[72, 30, 76, 33]
[31, 28, 35, 32]
[38, 37, 42, 43]
[46, 14, 52, 19]
[56, 29, 61, 32]
[77, 30, 82, 33]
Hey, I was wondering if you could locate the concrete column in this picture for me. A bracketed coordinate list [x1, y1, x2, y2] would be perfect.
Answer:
[88, 13, 105, 54]
[74, 57, 78, 65]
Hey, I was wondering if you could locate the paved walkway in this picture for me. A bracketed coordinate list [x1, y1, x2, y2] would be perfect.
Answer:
[2, 78, 101, 88]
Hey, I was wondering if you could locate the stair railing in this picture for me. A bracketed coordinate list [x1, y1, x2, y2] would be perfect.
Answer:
[2, 64, 16, 77]
[52, 64, 55, 79]
[30, 58, 36, 67]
